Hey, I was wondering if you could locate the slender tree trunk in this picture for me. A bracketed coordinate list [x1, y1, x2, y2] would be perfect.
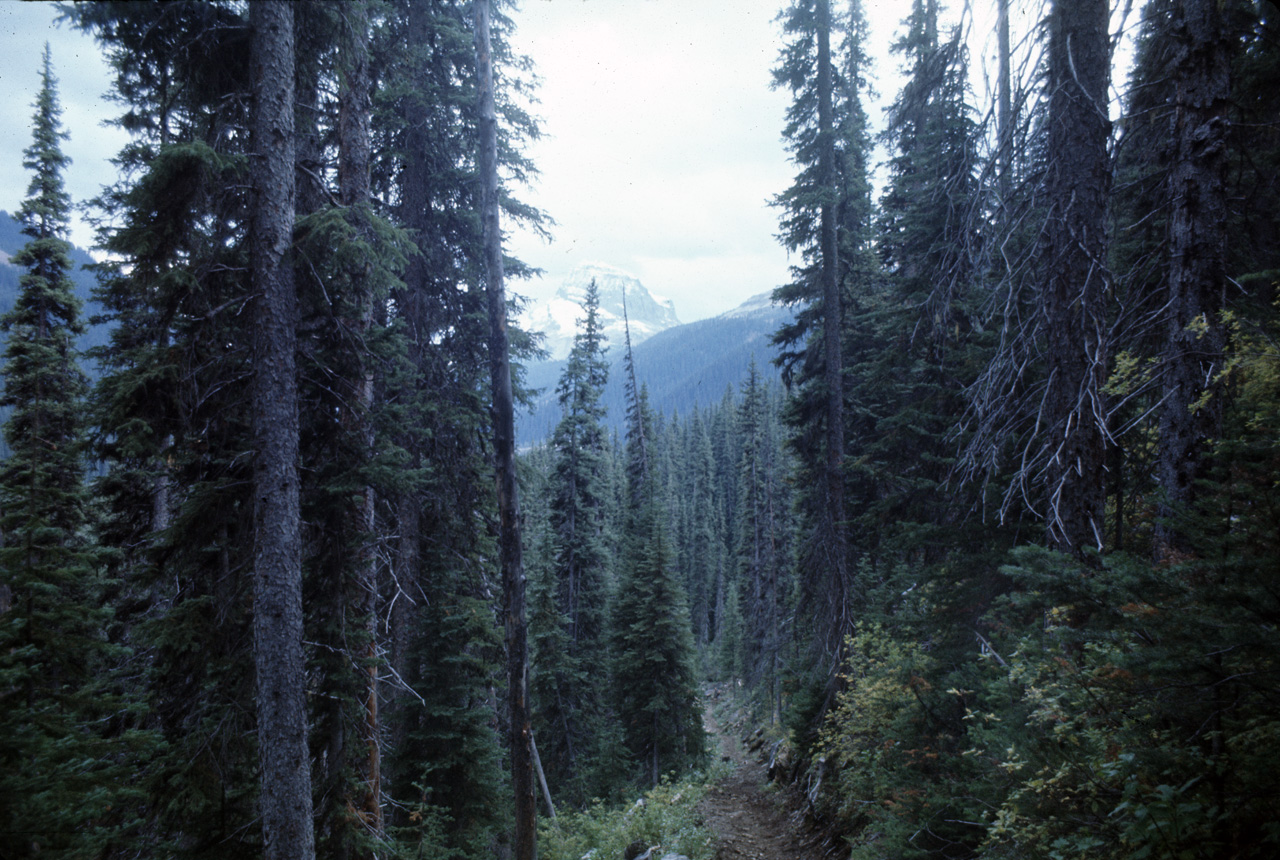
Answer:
[385, 0, 429, 794]
[997, 0, 1012, 207]
[294, 0, 327, 219]
[338, 0, 382, 838]
[531, 732, 556, 820]
[652, 709, 660, 788]
[816, 0, 848, 655]
[249, 4, 314, 859]
[1155, 0, 1230, 563]
[1042, 0, 1112, 557]
[389, 490, 419, 706]
[473, 3, 536, 858]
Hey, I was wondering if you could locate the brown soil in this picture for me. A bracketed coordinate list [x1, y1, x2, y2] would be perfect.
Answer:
[697, 690, 839, 860]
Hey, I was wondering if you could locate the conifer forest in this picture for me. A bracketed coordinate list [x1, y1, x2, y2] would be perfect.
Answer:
[3, 1, 1280, 859]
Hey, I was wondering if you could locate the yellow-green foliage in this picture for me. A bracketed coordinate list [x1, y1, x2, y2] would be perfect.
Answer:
[820, 624, 935, 817]
[817, 623, 981, 859]
[538, 772, 719, 860]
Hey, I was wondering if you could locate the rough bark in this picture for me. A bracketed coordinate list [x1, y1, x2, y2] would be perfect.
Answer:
[338, 0, 372, 212]
[384, 0, 429, 803]
[337, 0, 382, 837]
[1042, 0, 1112, 556]
[817, 0, 848, 651]
[249, 4, 315, 859]
[294, 0, 327, 219]
[473, 3, 537, 858]
[1155, 0, 1230, 562]
[997, 0, 1012, 205]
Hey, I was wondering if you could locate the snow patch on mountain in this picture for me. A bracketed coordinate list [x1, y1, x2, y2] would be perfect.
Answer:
[717, 291, 779, 319]
[523, 262, 681, 361]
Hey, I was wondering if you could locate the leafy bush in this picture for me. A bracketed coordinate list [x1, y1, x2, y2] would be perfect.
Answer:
[977, 547, 1280, 860]
[817, 622, 992, 859]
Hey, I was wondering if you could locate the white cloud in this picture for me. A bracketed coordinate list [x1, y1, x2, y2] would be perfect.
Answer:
[506, 0, 919, 322]
[506, 0, 799, 322]
[0, 0, 951, 319]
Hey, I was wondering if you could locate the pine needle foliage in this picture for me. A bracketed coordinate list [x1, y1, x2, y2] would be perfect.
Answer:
[0, 46, 143, 858]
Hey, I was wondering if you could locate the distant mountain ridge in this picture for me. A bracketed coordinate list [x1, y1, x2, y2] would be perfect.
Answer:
[521, 261, 681, 361]
[0, 211, 111, 458]
[0, 210, 109, 363]
[518, 290, 792, 446]
[2, 220, 791, 453]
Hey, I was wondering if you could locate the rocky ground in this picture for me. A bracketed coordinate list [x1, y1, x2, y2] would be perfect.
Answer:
[697, 689, 840, 860]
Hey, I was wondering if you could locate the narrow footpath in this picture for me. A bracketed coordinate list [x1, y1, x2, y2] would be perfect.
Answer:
[697, 690, 838, 860]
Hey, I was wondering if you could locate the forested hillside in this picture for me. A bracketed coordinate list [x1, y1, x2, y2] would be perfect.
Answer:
[0, 210, 109, 364]
[1, 2, 1279, 860]
[518, 292, 792, 445]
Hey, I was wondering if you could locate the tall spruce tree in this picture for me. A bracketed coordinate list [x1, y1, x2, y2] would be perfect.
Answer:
[373, 7, 509, 852]
[1038, 0, 1112, 556]
[70, 4, 270, 854]
[611, 355, 704, 787]
[534, 280, 614, 802]
[734, 360, 791, 723]
[772, 0, 876, 672]
[550, 281, 610, 656]
[865, 0, 1006, 574]
[247, 4, 314, 858]
[67, 2, 545, 857]
[1153, 0, 1232, 560]
[474, 0, 537, 852]
[0, 46, 127, 858]
[956, 0, 1113, 556]
[290, 4, 416, 855]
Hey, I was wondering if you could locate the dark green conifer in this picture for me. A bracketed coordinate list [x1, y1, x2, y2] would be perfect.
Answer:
[0, 46, 130, 858]
[610, 331, 704, 787]
[532, 280, 615, 803]
[734, 360, 792, 721]
[771, 0, 877, 669]
[609, 511, 705, 787]
[678, 408, 723, 649]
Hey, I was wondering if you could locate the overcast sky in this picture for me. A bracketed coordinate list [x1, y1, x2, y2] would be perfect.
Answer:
[506, 0, 918, 321]
[0, 1, 129, 253]
[0, 0, 991, 322]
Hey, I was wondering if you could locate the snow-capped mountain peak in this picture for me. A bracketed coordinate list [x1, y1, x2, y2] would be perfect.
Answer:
[523, 262, 681, 360]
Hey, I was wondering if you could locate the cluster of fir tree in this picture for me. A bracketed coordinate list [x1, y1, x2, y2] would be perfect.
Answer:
[519, 279, 715, 809]
[0, 3, 550, 859]
[765, 1, 1280, 859]
[518, 276, 809, 810]
[0, 45, 150, 859]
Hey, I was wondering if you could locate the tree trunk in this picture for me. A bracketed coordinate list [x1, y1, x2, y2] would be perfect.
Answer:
[384, 0, 429, 796]
[817, 0, 848, 656]
[473, 3, 537, 858]
[1155, 0, 1230, 563]
[996, 0, 1013, 209]
[531, 732, 556, 820]
[652, 709, 660, 788]
[337, 0, 382, 839]
[249, 4, 314, 859]
[293, 0, 327, 219]
[1042, 0, 1112, 557]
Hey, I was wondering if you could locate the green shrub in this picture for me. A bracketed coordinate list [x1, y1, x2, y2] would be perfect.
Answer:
[538, 772, 720, 860]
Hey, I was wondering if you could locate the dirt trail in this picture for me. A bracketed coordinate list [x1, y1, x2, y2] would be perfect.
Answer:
[697, 692, 836, 860]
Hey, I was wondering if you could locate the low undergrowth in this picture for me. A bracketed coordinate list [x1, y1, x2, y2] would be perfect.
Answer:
[537, 768, 724, 860]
